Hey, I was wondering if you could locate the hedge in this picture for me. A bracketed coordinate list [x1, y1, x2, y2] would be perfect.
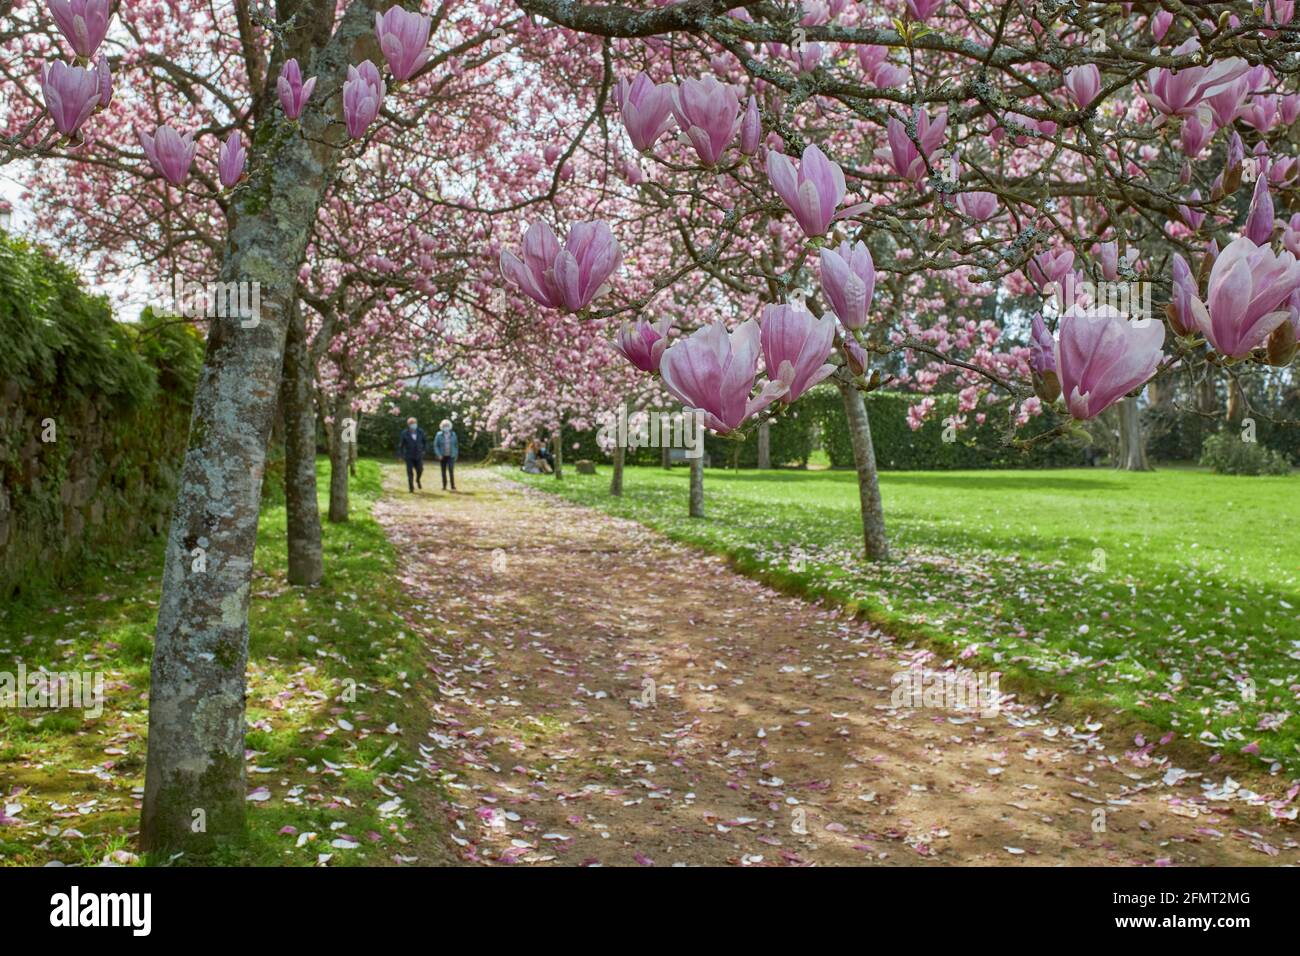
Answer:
[800, 384, 1087, 470]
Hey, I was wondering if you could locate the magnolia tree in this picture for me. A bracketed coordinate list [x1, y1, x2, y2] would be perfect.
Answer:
[494, 0, 1299, 553]
[8, 0, 616, 853]
[12, 0, 1300, 855]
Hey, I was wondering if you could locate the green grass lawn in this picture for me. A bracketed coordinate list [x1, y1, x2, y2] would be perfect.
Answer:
[0, 459, 448, 867]
[511, 465, 1300, 776]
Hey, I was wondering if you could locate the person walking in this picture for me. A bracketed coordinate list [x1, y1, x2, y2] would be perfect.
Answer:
[397, 417, 427, 492]
[434, 418, 459, 490]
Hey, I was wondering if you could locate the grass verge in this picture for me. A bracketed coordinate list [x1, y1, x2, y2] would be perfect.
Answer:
[0, 459, 450, 867]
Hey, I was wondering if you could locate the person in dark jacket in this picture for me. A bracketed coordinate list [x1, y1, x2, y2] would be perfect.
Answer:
[434, 419, 458, 490]
[397, 417, 427, 492]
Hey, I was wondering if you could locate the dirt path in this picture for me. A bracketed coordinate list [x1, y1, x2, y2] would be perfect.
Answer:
[373, 465, 1298, 866]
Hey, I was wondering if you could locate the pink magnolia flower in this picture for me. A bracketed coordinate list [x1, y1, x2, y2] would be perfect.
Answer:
[218, 131, 245, 189]
[615, 73, 675, 152]
[277, 59, 316, 120]
[873, 62, 908, 88]
[877, 108, 946, 185]
[343, 60, 385, 139]
[1177, 189, 1205, 231]
[1188, 236, 1300, 358]
[759, 304, 836, 403]
[1205, 76, 1250, 129]
[1283, 213, 1300, 258]
[857, 45, 888, 75]
[1244, 177, 1274, 246]
[93, 52, 111, 110]
[1098, 241, 1119, 281]
[1262, 0, 1296, 25]
[1028, 248, 1075, 290]
[138, 124, 196, 185]
[1240, 94, 1280, 132]
[1269, 156, 1299, 188]
[48, 0, 111, 59]
[659, 319, 785, 434]
[1180, 113, 1213, 158]
[791, 41, 824, 74]
[956, 191, 998, 221]
[1064, 64, 1101, 108]
[670, 75, 739, 166]
[1282, 93, 1300, 126]
[41, 60, 99, 137]
[375, 6, 432, 82]
[1029, 313, 1056, 376]
[1151, 10, 1173, 42]
[819, 240, 875, 329]
[766, 143, 846, 237]
[904, 0, 944, 21]
[614, 315, 672, 373]
[1144, 39, 1250, 121]
[500, 220, 621, 313]
[1056, 305, 1165, 419]
[1168, 253, 1199, 336]
[738, 95, 761, 155]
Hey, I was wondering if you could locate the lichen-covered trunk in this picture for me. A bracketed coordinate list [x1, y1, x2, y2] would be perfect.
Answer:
[1116, 397, 1151, 471]
[283, 299, 323, 585]
[689, 455, 704, 518]
[837, 379, 890, 561]
[328, 391, 353, 523]
[141, 1, 381, 855]
[756, 420, 771, 469]
[610, 443, 624, 496]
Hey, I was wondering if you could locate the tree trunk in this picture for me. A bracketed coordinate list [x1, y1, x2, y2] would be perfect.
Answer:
[661, 443, 671, 469]
[1226, 377, 1246, 424]
[689, 454, 704, 518]
[756, 420, 771, 469]
[610, 443, 624, 496]
[140, 2, 380, 855]
[553, 428, 563, 480]
[837, 378, 890, 561]
[328, 391, 353, 523]
[1197, 367, 1218, 415]
[1115, 397, 1151, 471]
[348, 411, 360, 476]
[283, 299, 324, 585]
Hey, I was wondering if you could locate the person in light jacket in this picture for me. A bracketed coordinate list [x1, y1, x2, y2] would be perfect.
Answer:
[397, 417, 426, 492]
[434, 419, 458, 490]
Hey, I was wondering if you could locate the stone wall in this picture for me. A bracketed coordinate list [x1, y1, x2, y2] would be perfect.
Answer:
[0, 375, 191, 596]
[0, 234, 203, 597]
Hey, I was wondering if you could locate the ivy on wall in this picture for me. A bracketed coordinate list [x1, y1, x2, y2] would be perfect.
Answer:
[0, 233, 203, 596]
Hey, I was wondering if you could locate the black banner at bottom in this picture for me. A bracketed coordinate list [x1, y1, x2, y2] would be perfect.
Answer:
[0, 864, 1283, 941]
